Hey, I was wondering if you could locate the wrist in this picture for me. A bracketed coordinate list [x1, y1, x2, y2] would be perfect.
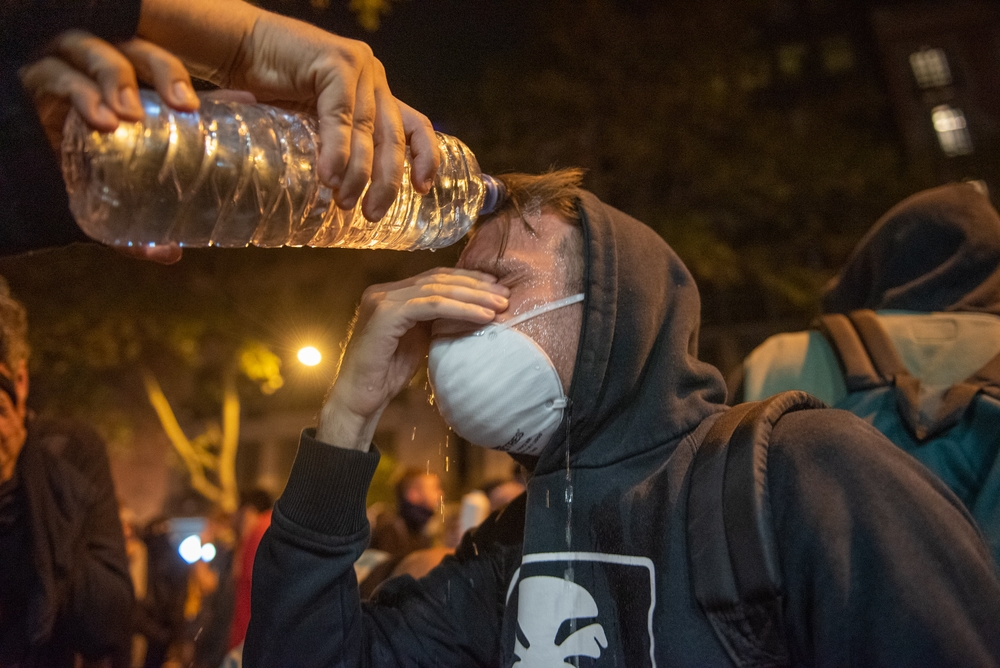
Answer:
[138, 0, 261, 83]
[316, 391, 382, 452]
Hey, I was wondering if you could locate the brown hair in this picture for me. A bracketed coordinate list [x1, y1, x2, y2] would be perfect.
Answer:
[0, 277, 29, 371]
[475, 168, 587, 291]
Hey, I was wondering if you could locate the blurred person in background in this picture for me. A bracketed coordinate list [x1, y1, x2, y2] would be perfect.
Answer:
[370, 469, 443, 559]
[226, 489, 272, 652]
[119, 506, 150, 668]
[358, 469, 443, 597]
[0, 277, 132, 667]
[735, 182, 1000, 567]
[482, 477, 526, 513]
[135, 517, 187, 668]
[185, 510, 237, 668]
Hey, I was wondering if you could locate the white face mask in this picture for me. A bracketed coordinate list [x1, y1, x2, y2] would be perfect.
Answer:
[427, 293, 585, 455]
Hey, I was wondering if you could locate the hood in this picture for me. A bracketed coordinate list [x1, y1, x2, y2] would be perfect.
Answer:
[535, 191, 727, 474]
[823, 182, 1000, 315]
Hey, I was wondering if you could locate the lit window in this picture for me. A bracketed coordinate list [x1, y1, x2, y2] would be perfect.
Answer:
[910, 48, 952, 88]
[931, 105, 973, 156]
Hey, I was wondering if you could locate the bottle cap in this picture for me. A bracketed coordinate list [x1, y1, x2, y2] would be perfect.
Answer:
[479, 174, 507, 216]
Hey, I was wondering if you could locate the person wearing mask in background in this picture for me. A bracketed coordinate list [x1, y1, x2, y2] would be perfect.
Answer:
[135, 517, 188, 668]
[370, 469, 443, 560]
[735, 181, 1000, 568]
[3, 0, 440, 261]
[245, 170, 1000, 666]
[359, 469, 443, 597]
[226, 489, 273, 653]
[0, 277, 133, 667]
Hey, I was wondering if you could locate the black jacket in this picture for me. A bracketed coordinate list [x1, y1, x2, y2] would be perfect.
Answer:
[0, 418, 133, 667]
[246, 192, 1000, 667]
[0, 0, 141, 256]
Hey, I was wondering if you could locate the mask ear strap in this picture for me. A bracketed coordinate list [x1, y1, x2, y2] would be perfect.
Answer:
[495, 293, 585, 332]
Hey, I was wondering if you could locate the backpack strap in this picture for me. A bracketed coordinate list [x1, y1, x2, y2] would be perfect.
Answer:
[813, 312, 887, 392]
[934, 348, 1000, 432]
[688, 391, 826, 668]
[819, 310, 999, 440]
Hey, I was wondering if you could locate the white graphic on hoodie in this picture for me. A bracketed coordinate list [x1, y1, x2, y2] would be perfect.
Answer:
[512, 576, 608, 666]
[506, 552, 658, 667]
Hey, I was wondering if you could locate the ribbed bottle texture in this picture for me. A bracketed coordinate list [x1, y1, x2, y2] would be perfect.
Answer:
[61, 91, 502, 251]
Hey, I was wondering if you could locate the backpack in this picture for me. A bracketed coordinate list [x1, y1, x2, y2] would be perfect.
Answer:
[690, 310, 1000, 667]
[816, 310, 1000, 567]
[687, 390, 824, 668]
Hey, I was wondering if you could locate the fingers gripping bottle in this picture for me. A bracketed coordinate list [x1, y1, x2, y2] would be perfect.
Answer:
[61, 91, 505, 251]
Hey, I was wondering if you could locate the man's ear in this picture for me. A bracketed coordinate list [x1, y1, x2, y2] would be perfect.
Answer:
[12, 360, 28, 416]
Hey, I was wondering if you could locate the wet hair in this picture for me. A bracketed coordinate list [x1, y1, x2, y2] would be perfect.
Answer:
[0, 277, 29, 371]
[476, 168, 587, 293]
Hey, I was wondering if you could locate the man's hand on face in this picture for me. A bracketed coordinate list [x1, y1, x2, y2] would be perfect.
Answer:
[318, 268, 509, 452]
[0, 391, 27, 484]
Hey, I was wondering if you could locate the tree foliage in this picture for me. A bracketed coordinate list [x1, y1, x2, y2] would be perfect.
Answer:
[451, 0, 927, 324]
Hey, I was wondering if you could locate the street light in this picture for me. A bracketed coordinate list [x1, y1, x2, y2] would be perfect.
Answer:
[297, 346, 322, 366]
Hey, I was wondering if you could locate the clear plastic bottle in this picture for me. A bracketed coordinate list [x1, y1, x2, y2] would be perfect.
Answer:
[61, 91, 504, 251]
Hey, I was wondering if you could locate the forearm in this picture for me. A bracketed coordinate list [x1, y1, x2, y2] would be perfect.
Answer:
[246, 431, 508, 667]
[244, 429, 379, 666]
[136, 0, 261, 85]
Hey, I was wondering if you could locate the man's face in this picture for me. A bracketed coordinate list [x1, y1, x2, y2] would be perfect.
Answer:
[450, 211, 584, 393]
[405, 474, 444, 512]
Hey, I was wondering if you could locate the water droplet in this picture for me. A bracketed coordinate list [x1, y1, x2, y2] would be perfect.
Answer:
[445, 456, 449, 472]
[366, 385, 374, 392]
[426, 460, 430, 475]
[411, 427, 417, 441]
[546, 489, 550, 508]
[564, 485, 574, 504]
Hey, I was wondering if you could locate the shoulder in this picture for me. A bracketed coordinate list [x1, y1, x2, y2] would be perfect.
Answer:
[766, 408, 973, 531]
[742, 331, 845, 405]
[27, 417, 111, 473]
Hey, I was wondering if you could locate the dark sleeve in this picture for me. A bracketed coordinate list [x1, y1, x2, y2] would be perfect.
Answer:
[244, 430, 513, 668]
[64, 425, 134, 660]
[0, 69, 90, 257]
[769, 409, 1000, 667]
[0, 0, 142, 256]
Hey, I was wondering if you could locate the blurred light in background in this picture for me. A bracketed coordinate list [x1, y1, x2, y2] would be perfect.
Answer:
[178, 534, 217, 564]
[179, 535, 202, 564]
[297, 346, 322, 366]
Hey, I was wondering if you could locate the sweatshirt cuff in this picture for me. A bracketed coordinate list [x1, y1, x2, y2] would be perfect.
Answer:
[276, 429, 380, 537]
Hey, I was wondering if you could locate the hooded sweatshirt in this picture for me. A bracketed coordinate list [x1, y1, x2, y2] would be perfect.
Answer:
[246, 192, 1000, 667]
[743, 183, 1000, 406]
[741, 183, 1000, 564]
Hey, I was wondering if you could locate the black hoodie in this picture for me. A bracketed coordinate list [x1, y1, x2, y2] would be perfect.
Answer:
[246, 193, 1000, 667]
[822, 182, 1000, 316]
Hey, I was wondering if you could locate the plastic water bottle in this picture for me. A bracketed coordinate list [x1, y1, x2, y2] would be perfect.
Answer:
[60, 91, 505, 251]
